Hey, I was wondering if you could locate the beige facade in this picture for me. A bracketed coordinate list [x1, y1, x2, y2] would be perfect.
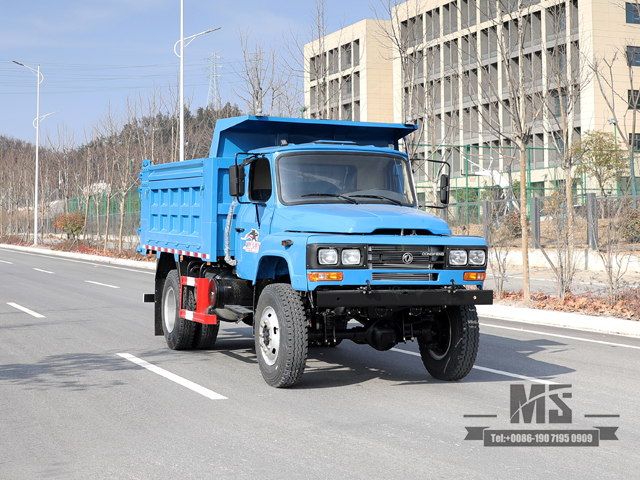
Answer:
[304, 19, 394, 123]
[391, 0, 640, 197]
[306, 1, 640, 198]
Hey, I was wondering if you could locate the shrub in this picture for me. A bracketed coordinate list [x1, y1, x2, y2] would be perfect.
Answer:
[501, 212, 522, 238]
[52, 212, 84, 239]
[619, 207, 640, 243]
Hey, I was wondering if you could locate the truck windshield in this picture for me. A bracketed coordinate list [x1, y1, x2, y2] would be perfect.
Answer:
[276, 152, 416, 206]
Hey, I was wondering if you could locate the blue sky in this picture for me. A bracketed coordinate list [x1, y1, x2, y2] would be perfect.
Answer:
[0, 1, 377, 145]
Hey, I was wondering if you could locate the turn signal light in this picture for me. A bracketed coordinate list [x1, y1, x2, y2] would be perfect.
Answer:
[463, 272, 486, 281]
[308, 272, 344, 282]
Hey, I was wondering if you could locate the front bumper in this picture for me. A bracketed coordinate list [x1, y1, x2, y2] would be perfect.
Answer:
[315, 288, 493, 308]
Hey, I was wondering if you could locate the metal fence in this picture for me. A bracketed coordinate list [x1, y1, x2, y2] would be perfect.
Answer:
[447, 193, 640, 251]
[37, 212, 140, 251]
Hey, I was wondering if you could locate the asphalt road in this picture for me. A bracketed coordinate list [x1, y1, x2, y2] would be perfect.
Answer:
[1, 247, 639, 479]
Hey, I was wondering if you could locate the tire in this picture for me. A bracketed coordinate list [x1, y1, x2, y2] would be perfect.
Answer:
[418, 305, 479, 381]
[161, 270, 196, 350]
[255, 284, 308, 388]
[192, 323, 220, 349]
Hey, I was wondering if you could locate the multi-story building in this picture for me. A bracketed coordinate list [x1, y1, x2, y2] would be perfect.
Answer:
[305, 0, 640, 201]
[304, 19, 394, 123]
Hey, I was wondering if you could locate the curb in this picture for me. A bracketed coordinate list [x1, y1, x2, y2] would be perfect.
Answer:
[476, 304, 640, 338]
[0, 244, 156, 270]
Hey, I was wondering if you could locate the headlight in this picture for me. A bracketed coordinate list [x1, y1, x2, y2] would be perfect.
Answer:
[449, 249, 468, 266]
[318, 248, 338, 265]
[468, 250, 486, 266]
[341, 248, 361, 265]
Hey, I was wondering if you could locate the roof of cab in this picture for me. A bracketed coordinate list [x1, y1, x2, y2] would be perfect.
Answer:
[209, 115, 418, 158]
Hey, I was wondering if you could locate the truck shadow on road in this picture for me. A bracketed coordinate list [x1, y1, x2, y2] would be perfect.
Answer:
[0, 353, 141, 391]
[207, 326, 575, 389]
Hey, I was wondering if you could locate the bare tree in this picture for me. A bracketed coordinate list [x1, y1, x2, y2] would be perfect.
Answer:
[373, 0, 461, 210]
[533, 5, 590, 298]
[233, 30, 283, 116]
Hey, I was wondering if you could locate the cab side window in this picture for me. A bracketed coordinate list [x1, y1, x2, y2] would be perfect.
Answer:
[249, 157, 272, 202]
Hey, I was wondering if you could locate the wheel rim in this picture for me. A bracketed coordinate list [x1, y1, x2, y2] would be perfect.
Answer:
[163, 285, 177, 333]
[258, 306, 280, 366]
[428, 312, 452, 361]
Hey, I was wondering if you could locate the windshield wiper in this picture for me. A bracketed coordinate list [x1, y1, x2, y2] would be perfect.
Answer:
[301, 193, 359, 204]
[346, 194, 402, 206]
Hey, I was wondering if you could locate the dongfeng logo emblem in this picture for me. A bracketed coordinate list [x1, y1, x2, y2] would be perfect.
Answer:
[402, 252, 414, 264]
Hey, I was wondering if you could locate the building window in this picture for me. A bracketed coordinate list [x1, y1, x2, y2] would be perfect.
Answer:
[629, 90, 640, 109]
[342, 103, 352, 121]
[627, 45, 640, 66]
[328, 48, 339, 75]
[531, 181, 545, 197]
[629, 133, 640, 150]
[619, 176, 640, 193]
[341, 43, 352, 71]
[627, 3, 640, 24]
[353, 40, 360, 67]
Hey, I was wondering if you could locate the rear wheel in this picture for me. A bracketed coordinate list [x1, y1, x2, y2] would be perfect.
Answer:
[255, 284, 308, 388]
[192, 323, 220, 349]
[162, 270, 196, 350]
[418, 305, 479, 381]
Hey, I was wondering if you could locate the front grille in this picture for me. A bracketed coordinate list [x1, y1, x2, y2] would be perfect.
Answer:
[368, 245, 445, 269]
[371, 272, 438, 281]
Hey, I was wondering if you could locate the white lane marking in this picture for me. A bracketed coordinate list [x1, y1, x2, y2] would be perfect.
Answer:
[33, 268, 54, 274]
[0, 259, 13, 264]
[390, 347, 558, 385]
[471, 365, 558, 385]
[85, 280, 120, 289]
[117, 353, 227, 400]
[7, 302, 45, 318]
[480, 323, 640, 350]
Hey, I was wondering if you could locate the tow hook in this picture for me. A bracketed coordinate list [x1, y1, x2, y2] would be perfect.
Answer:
[359, 280, 372, 295]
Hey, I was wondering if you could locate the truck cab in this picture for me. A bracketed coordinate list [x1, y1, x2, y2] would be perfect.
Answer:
[139, 116, 492, 388]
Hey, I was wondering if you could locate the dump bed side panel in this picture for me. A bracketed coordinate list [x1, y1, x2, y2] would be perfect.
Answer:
[139, 158, 217, 259]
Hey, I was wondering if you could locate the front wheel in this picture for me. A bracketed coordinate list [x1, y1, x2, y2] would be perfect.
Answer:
[418, 305, 479, 381]
[255, 284, 308, 388]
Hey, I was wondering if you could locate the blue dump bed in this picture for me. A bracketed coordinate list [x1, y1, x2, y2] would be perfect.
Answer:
[138, 115, 417, 260]
[138, 156, 233, 260]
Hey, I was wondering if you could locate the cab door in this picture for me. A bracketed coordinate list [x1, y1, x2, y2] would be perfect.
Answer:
[234, 157, 275, 279]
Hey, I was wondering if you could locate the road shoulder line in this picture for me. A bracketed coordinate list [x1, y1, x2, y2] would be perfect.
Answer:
[0, 243, 155, 270]
[477, 304, 640, 338]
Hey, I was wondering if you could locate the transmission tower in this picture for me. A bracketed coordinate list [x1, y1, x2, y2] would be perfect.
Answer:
[207, 51, 222, 111]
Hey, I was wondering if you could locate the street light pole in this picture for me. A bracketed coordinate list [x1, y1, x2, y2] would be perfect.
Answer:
[180, 0, 185, 163]
[175, 0, 219, 162]
[13, 61, 44, 246]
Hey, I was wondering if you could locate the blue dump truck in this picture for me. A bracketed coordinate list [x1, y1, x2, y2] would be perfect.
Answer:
[139, 116, 492, 388]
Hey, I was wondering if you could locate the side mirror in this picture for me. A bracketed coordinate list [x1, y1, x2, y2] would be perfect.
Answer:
[439, 174, 450, 205]
[229, 165, 245, 197]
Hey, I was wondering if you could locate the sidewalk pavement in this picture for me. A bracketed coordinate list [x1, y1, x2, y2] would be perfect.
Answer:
[1, 243, 638, 338]
[500, 248, 640, 274]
